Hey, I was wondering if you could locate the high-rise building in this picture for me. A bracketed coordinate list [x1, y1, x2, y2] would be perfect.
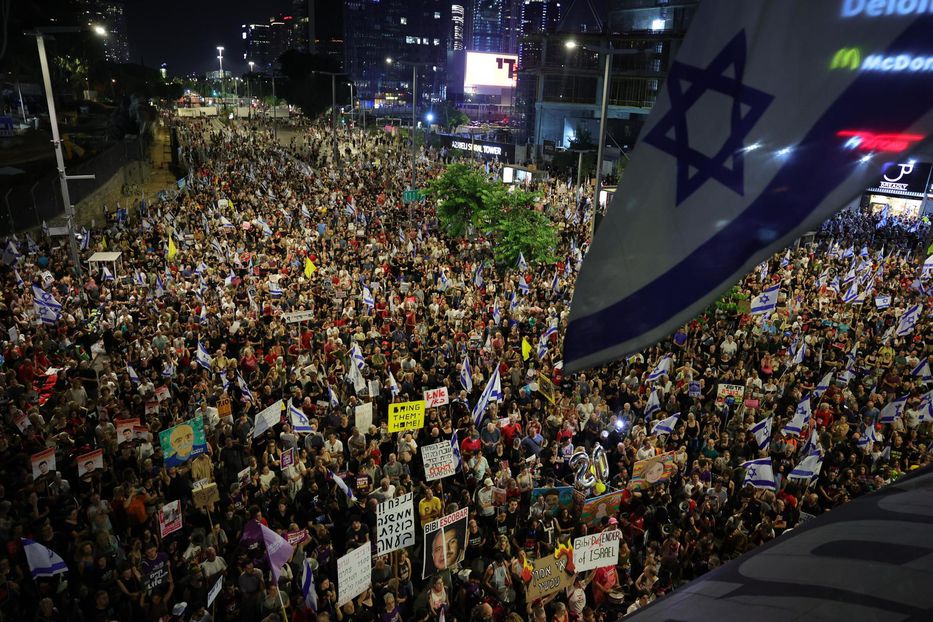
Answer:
[518, 0, 563, 67]
[517, 0, 699, 156]
[243, 23, 273, 68]
[451, 4, 466, 51]
[76, 0, 129, 63]
[303, 0, 344, 66]
[344, 0, 449, 103]
[469, 0, 503, 52]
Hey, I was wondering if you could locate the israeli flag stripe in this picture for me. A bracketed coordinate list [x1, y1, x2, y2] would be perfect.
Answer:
[652, 412, 680, 436]
[565, 10, 933, 371]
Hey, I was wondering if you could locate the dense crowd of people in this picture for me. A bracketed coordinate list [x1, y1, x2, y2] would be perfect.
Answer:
[0, 114, 931, 622]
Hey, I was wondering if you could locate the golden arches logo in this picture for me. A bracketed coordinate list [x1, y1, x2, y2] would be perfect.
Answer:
[830, 47, 861, 70]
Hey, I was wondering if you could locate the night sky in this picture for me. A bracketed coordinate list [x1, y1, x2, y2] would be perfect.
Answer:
[126, 0, 293, 76]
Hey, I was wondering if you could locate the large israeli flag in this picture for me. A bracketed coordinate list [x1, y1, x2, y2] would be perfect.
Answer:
[750, 285, 780, 315]
[472, 364, 502, 426]
[565, 2, 933, 371]
[741, 457, 776, 491]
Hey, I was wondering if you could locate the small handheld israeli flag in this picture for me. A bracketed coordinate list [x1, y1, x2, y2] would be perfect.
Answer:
[878, 395, 908, 425]
[741, 458, 775, 491]
[474, 263, 484, 288]
[387, 370, 400, 397]
[350, 343, 366, 371]
[288, 403, 312, 434]
[647, 355, 673, 382]
[644, 389, 661, 419]
[750, 285, 780, 315]
[896, 304, 922, 337]
[788, 451, 823, 483]
[492, 301, 501, 326]
[22, 538, 68, 579]
[857, 424, 878, 451]
[361, 286, 375, 309]
[652, 411, 681, 436]
[328, 469, 355, 501]
[748, 416, 772, 451]
[238, 373, 255, 403]
[911, 359, 932, 383]
[517, 252, 528, 272]
[126, 365, 140, 384]
[537, 326, 557, 359]
[196, 342, 213, 371]
[782, 396, 811, 437]
[518, 278, 530, 295]
[472, 363, 502, 426]
[813, 372, 833, 398]
[162, 362, 175, 378]
[328, 385, 340, 408]
[460, 354, 473, 393]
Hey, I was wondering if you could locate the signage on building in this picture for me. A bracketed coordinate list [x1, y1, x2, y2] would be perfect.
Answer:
[440, 134, 515, 162]
[464, 51, 518, 89]
[867, 160, 933, 198]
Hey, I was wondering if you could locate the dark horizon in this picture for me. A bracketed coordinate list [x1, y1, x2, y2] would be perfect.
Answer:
[126, 0, 293, 75]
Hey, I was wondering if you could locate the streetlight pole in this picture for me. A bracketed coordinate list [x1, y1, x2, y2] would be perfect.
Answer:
[30, 26, 107, 275]
[386, 58, 425, 190]
[248, 61, 254, 99]
[312, 70, 346, 165]
[216, 46, 224, 108]
[565, 40, 639, 232]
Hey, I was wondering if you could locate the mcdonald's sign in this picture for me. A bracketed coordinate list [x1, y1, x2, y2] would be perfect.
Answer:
[830, 47, 862, 70]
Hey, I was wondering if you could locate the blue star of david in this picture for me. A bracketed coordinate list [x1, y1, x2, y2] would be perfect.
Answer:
[642, 31, 774, 205]
[746, 466, 758, 479]
[759, 295, 769, 303]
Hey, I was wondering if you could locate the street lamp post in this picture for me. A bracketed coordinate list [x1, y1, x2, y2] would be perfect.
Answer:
[29, 26, 108, 275]
[247, 61, 254, 99]
[216, 46, 224, 108]
[386, 58, 430, 191]
[565, 40, 639, 231]
[312, 70, 346, 165]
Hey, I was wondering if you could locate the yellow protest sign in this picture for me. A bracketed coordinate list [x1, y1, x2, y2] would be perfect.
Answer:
[388, 400, 426, 433]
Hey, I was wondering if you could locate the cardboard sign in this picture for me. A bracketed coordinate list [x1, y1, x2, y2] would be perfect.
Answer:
[252, 400, 284, 438]
[30, 447, 56, 479]
[192, 482, 220, 509]
[525, 553, 575, 601]
[76, 449, 104, 477]
[630, 451, 678, 491]
[573, 529, 622, 573]
[422, 441, 458, 481]
[715, 383, 746, 407]
[744, 398, 760, 409]
[159, 500, 183, 538]
[579, 490, 626, 527]
[145, 401, 160, 415]
[530, 487, 575, 516]
[283, 310, 315, 323]
[281, 448, 295, 470]
[388, 400, 426, 433]
[155, 386, 171, 402]
[207, 575, 223, 608]
[13, 411, 30, 433]
[337, 542, 372, 606]
[217, 397, 232, 420]
[354, 402, 373, 432]
[422, 507, 469, 578]
[376, 492, 415, 555]
[423, 387, 449, 409]
[368, 380, 381, 398]
[688, 381, 702, 397]
[117, 418, 141, 445]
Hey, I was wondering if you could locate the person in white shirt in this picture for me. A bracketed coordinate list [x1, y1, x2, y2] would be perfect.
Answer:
[324, 432, 344, 457]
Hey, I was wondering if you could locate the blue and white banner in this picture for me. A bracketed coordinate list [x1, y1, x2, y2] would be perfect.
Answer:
[565, 1, 933, 371]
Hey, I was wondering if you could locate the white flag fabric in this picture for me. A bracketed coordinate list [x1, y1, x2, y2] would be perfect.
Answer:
[460, 354, 473, 393]
[896, 304, 922, 337]
[788, 452, 823, 483]
[565, 4, 933, 371]
[472, 364, 502, 426]
[646, 355, 673, 382]
[741, 458, 775, 491]
[879, 395, 908, 424]
[652, 411, 681, 436]
[813, 371, 834, 398]
[288, 403, 312, 434]
[22, 538, 68, 578]
[748, 416, 772, 451]
[750, 285, 780, 316]
[782, 396, 811, 437]
[644, 389, 661, 418]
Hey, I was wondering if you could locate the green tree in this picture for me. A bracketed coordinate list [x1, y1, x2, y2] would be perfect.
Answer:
[426, 163, 490, 238]
[485, 189, 558, 266]
[427, 164, 558, 266]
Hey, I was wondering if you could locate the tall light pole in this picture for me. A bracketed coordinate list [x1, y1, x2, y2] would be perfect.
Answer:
[312, 70, 346, 165]
[386, 57, 430, 191]
[248, 61, 254, 99]
[565, 40, 639, 231]
[28, 25, 107, 275]
[216, 46, 224, 107]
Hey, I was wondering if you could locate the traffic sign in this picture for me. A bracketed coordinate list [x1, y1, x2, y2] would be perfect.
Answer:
[402, 189, 424, 203]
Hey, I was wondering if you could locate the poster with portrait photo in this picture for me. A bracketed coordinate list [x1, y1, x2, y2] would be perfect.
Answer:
[116, 418, 141, 445]
[77, 449, 104, 477]
[30, 448, 56, 480]
[422, 507, 468, 579]
[159, 500, 183, 538]
[159, 415, 207, 468]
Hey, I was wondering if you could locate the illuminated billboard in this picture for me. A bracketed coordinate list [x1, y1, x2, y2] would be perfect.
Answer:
[464, 52, 518, 89]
